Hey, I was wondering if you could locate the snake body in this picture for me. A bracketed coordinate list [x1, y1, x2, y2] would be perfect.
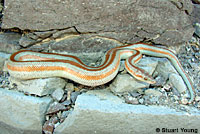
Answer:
[6, 43, 195, 103]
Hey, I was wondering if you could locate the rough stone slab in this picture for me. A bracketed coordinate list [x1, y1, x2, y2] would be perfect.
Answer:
[0, 88, 53, 134]
[54, 90, 200, 134]
[2, 0, 194, 45]
[10, 78, 67, 96]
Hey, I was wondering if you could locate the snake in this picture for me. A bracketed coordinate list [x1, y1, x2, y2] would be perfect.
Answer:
[6, 43, 195, 103]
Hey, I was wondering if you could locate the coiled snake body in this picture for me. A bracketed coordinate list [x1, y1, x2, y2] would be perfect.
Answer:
[6, 43, 195, 103]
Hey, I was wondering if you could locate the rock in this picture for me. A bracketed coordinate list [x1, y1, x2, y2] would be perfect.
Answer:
[0, 32, 21, 53]
[190, 4, 200, 24]
[10, 78, 66, 96]
[124, 96, 139, 105]
[138, 98, 144, 104]
[144, 89, 163, 97]
[2, 0, 194, 46]
[54, 91, 200, 134]
[61, 100, 71, 106]
[70, 92, 81, 104]
[51, 88, 65, 101]
[25, 35, 123, 64]
[52, 28, 77, 38]
[19, 34, 40, 47]
[129, 92, 141, 97]
[181, 97, 189, 105]
[192, 0, 200, 4]
[65, 83, 74, 92]
[156, 58, 178, 80]
[194, 23, 200, 37]
[110, 57, 158, 93]
[110, 74, 149, 93]
[46, 102, 67, 115]
[0, 52, 11, 71]
[34, 30, 57, 39]
[195, 96, 200, 102]
[43, 116, 59, 134]
[61, 110, 72, 119]
[49, 35, 123, 62]
[0, 88, 52, 134]
[168, 73, 187, 93]
[86, 89, 124, 104]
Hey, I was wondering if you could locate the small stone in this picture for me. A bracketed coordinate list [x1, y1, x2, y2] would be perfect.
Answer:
[19, 35, 38, 47]
[61, 110, 71, 119]
[119, 61, 125, 72]
[189, 37, 197, 44]
[65, 83, 74, 92]
[43, 116, 59, 134]
[57, 111, 62, 119]
[144, 89, 163, 97]
[181, 97, 189, 105]
[61, 100, 71, 106]
[129, 92, 141, 97]
[174, 95, 179, 101]
[51, 88, 65, 101]
[168, 73, 187, 93]
[163, 84, 172, 92]
[71, 92, 81, 104]
[196, 102, 200, 108]
[47, 102, 66, 114]
[194, 23, 200, 37]
[138, 98, 144, 104]
[34, 30, 57, 39]
[110, 57, 158, 93]
[156, 58, 177, 80]
[11, 77, 67, 96]
[52, 28, 75, 38]
[125, 96, 139, 105]
[43, 121, 54, 134]
[60, 94, 68, 102]
[195, 96, 200, 102]
[152, 76, 166, 87]
[110, 74, 149, 93]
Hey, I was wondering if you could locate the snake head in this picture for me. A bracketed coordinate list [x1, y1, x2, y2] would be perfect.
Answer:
[134, 69, 156, 84]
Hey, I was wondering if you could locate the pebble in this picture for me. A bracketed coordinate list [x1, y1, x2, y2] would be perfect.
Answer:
[152, 76, 166, 87]
[19, 35, 39, 47]
[189, 37, 197, 44]
[138, 98, 144, 104]
[65, 83, 74, 92]
[144, 89, 163, 97]
[43, 116, 59, 134]
[124, 96, 139, 105]
[51, 88, 65, 101]
[70, 92, 81, 104]
[168, 73, 187, 93]
[34, 30, 57, 39]
[129, 92, 141, 97]
[194, 23, 200, 37]
[195, 96, 200, 102]
[61, 100, 71, 106]
[181, 97, 189, 105]
[47, 102, 66, 114]
[61, 110, 72, 119]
